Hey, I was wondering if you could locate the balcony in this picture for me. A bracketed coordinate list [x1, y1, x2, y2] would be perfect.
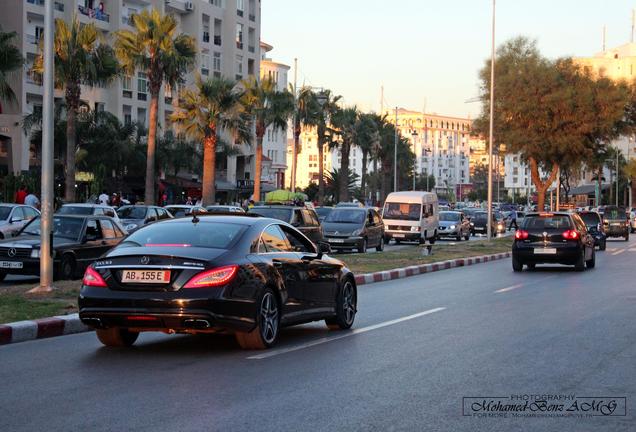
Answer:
[214, 35, 222, 45]
[26, 70, 43, 86]
[137, 92, 147, 101]
[78, 5, 110, 23]
[122, 90, 132, 98]
[237, 9, 244, 17]
[248, 45, 255, 53]
[26, 0, 44, 5]
[121, 15, 133, 26]
[26, 34, 39, 45]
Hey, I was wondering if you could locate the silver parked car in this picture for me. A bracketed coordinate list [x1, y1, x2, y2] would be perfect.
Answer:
[438, 211, 471, 241]
[0, 204, 40, 239]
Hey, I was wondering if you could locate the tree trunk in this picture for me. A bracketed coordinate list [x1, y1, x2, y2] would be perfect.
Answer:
[372, 157, 378, 204]
[291, 121, 300, 192]
[380, 160, 391, 204]
[361, 150, 368, 201]
[339, 142, 351, 202]
[317, 125, 326, 205]
[253, 129, 264, 202]
[201, 124, 217, 205]
[528, 157, 559, 211]
[64, 82, 80, 203]
[144, 90, 160, 204]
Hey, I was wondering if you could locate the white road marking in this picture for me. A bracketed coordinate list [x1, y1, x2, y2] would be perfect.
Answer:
[494, 284, 524, 294]
[629, 248, 636, 252]
[607, 248, 618, 252]
[612, 249, 627, 256]
[247, 307, 446, 360]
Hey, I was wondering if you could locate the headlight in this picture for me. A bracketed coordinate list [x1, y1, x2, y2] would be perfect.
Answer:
[31, 249, 40, 258]
[125, 223, 139, 231]
[410, 226, 421, 232]
[450, 225, 456, 230]
[351, 229, 363, 236]
[470, 222, 474, 226]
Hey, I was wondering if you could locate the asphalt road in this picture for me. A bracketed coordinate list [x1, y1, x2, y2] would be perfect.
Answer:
[1, 237, 635, 431]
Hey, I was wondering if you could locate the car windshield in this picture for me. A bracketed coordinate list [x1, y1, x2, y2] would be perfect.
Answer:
[439, 212, 460, 222]
[580, 213, 600, 226]
[0, 207, 11, 220]
[22, 216, 84, 240]
[382, 202, 421, 221]
[523, 215, 572, 230]
[249, 207, 292, 222]
[315, 208, 333, 218]
[603, 206, 626, 220]
[121, 221, 246, 249]
[325, 209, 366, 224]
[57, 206, 93, 216]
[473, 213, 488, 222]
[117, 207, 147, 219]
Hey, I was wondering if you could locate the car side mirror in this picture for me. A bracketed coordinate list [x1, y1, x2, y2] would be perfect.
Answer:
[317, 241, 331, 257]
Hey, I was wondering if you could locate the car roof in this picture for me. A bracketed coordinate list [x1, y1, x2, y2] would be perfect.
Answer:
[62, 203, 111, 208]
[252, 205, 303, 209]
[148, 214, 268, 227]
[0, 203, 20, 208]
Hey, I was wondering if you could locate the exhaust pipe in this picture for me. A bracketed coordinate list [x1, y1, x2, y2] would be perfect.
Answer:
[183, 319, 211, 329]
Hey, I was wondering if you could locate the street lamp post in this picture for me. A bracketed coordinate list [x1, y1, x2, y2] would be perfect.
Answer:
[394, 107, 398, 192]
[411, 131, 418, 191]
[487, 0, 496, 239]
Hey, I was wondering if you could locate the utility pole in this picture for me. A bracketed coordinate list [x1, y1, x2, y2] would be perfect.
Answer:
[394, 106, 398, 192]
[616, 146, 620, 206]
[487, 0, 496, 239]
[632, 9, 635, 43]
[603, 25, 607, 52]
[556, 167, 560, 211]
[30, 0, 54, 293]
[290, 58, 298, 193]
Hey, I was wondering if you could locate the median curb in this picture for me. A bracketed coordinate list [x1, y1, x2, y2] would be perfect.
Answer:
[1, 251, 512, 346]
[354, 251, 512, 286]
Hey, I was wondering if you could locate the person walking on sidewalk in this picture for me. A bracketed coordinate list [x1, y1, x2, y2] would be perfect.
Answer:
[507, 211, 518, 231]
[14, 185, 27, 204]
[98, 190, 109, 206]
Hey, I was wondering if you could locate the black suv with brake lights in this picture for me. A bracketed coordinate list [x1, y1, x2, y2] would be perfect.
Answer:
[602, 205, 629, 241]
[512, 212, 596, 272]
[248, 205, 323, 245]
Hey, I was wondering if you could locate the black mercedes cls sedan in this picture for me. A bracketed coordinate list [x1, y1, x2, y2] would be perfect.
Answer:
[512, 212, 595, 272]
[78, 215, 357, 349]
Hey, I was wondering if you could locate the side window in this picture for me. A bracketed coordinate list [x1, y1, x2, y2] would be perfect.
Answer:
[94, 208, 105, 216]
[23, 207, 38, 220]
[261, 224, 292, 252]
[146, 208, 158, 222]
[85, 219, 103, 240]
[257, 238, 268, 253]
[281, 225, 314, 253]
[372, 210, 381, 225]
[291, 209, 303, 226]
[156, 208, 167, 220]
[12, 207, 26, 221]
[302, 209, 319, 227]
[99, 219, 116, 239]
[103, 208, 116, 218]
[112, 223, 125, 237]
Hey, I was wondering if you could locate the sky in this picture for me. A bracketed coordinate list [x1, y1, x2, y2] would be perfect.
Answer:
[262, 0, 636, 119]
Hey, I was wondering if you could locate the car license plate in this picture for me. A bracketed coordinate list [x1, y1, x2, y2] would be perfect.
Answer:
[611, 223, 622, 226]
[329, 238, 345, 243]
[0, 261, 23, 269]
[121, 270, 170, 283]
[534, 248, 557, 255]
[393, 234, 405, 238]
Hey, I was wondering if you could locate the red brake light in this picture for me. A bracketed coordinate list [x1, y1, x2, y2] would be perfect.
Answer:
[562, 230, 579, 240]
[183, 265, 238, 289]
[83, 266, 107, 287]
[515, 230, 529, 240]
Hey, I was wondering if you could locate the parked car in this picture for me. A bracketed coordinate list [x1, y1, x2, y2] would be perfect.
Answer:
[0, 215, 126, 281]
[382, 191, 439, 244]
[314, 206, 334, 223]
[470, 211, 503, 236]
[78, 216, 356, 349]
[0, 204, 40, 239]
[437, 211, 471, 241]
[165, 205, 208, 218]
[322, 207, 384, 253]
[512, 212, 595, 272]
[578, 211, 607, 250]
[248, 205, 323, 244]
[117, 205, 173, 233]
[205, 205, 245, 214]
[57, 203, 120, 222]
[601, 205, 629, 241]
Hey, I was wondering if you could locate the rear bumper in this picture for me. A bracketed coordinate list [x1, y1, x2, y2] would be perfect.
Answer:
[605, 225, 628, 237]
[513, 244, 582, 265]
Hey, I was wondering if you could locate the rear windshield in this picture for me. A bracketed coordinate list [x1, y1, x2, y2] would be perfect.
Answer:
[249, 207, 292, 222]
[117, 207, 147, 219]
[325, 209, 366, 224]
[121, 222, 246, 249]
[579, 213, 600, 226]
[382, 202, 421, 221]
[523, 215, 572, 230]
[58, 206, 93, 216]
[603, 206, 626, 220]
[315, 208, 333, 217]
[167, 208, 188, 218]
[439, 212, 460, 221]
[473, 212, 488, 222]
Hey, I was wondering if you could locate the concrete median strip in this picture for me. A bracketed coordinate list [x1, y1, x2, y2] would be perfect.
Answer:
[0, 251, 512, 346]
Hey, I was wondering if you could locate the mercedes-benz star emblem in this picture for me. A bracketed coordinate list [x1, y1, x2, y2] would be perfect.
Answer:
[140, 256, 150, 265]
[7, 248, 16, 258]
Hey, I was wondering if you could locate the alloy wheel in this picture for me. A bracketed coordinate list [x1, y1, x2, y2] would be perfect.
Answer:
[259, 292, 278, 344]
[341, 281, 356, 325]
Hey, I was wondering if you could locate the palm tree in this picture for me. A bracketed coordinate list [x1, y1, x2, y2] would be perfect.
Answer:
[0, 27, 22, 113]
[356, 113, 380, 201]
[330, 106, 359, 202]
[171, 77, 251, 205]
[34, 16, 118, 202]
[241, 77, 294, 201]
[115, 8, 196, 204]
[313, 90, 341, 205]
[289, 85, 317, 192]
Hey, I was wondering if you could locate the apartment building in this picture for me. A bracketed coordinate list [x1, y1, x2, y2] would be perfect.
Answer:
[0, 0, 261, 189]
[285, 127, 333, 191]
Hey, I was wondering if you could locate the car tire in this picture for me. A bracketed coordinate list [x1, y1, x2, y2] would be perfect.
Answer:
[464, 233, 470, 241]
[57, 255, 76, 280]
[96, 328, 139, 347]
[326, 279, 357, 330]
[0, 271, 6, 282]
[456, 233, 462, 241]
[599, 240, 607, 251]
[512, 256, 523, 272]
[429, 233, 437, 245]
[586, 249, 596, 269]
[527, 263, 536, 270]
[395, 239, 401, 245]
[376, 237, 384, 252]
[236, 287, 279, 350]
[358, 238, 367, 254]
[574, 250, 585, 272]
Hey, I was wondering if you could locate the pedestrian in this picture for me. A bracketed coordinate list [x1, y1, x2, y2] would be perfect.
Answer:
[111, 193, 121, 208]
[161, 193, 168, 206]
[14, 185, 27, 204]
[507, 211, 518, 231]
[195, 197, 202, 206]
[248, 199, 255, 210]
[185, 196, 193, 205]
[24, 191, 40, 209]
[98, 189, 109, 206]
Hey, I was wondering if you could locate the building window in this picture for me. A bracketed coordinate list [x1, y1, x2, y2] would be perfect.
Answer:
[235, 54, 243, 75]
[236, 23, 243, 49]
[210, 0, 224, 7]
[123, 105, 132, 125]
[201, 53, 210, 75]
[213, 52, 221, 72]
[236, 0, 244, 16]
[137, 72, 147, 100]
[122, 75, 132, 98]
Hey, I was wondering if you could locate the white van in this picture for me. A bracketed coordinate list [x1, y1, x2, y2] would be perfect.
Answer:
[382, 191, 439, 244]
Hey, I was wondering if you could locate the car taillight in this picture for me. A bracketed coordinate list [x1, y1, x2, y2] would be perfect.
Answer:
[183, 265, 238, 289]
[83, 266, 107, 287]
[515, 230, 529, 240]
[562, 230, 579, 240]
